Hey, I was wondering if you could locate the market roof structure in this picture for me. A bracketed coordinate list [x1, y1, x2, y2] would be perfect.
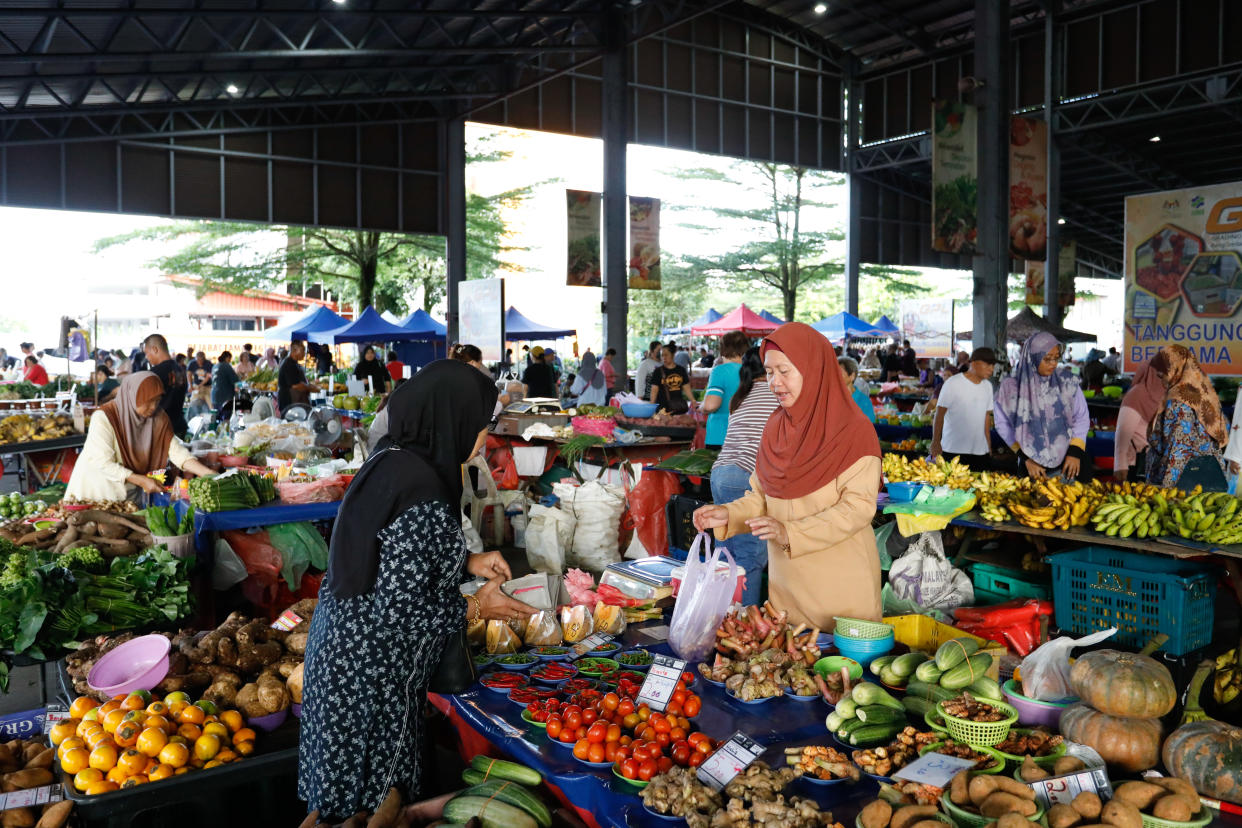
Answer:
[692, 305, 778, 337]
[663, 308, 722, 337]
[505, 307, 575, 341]
[758, 310, 785, 326]
[870, 316, 900, 336]
[263, 304, 348, 342]
[955, 306, 1097, 344]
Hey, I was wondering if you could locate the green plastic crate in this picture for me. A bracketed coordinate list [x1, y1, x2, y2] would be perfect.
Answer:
[972, 562, 1050, 603]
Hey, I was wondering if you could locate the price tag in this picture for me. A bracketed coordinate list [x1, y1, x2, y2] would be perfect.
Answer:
[892, 753, 978, 788]
[566, 633, 613, 661]
[271, 610, 303, 632]
[41, 705, 68, 736]
[1028, 767, 1113, 810]
[635, 654, 687, 711]
[695, 731, 764, 791]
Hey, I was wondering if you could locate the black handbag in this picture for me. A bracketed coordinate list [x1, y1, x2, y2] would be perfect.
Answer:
[428, 626, 476, 694]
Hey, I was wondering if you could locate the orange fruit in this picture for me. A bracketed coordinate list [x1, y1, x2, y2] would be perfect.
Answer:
[120, 775, 148, 788]
[73, 768, 103, 792]
[145, 702, 168, 716]
[219, 710, 243, 733]
[231, 728, 256, 744]
[204, 760, 223, 769]
[85, 780, 119, 795]
[177, 705, 205, 726]
[116, 749, 146, 777]
[77, 719, 102, 739]
[193, 734, 220, 761]
[69, 697, 99, 719]
[234, 740, 254, 756]
[89, 743, 118, 772]
[143, 757, 158, 773]
[167, 734, 188, 746]
[60, 747, 90, 775]
[202, 722, 229, 741]
[163, 691, 190, 705]
[120, 694, 145, 712]
[144, 715, 173, 735]
[174, 767, 189, 775]
[58, 737, 85, 761]
[98, 700, 121, 718]
[148, 763, 174, 781]
[167, 700, 188, 718]
[158, 742, 189, 769]
[216, 748, 238, 763]
[102, 709, 126, 734]
[106, 766, 128, 785]
[176, 723, 202, 742]
[136, 727, 168, 757]
[121, 710, 148, 725]
[49, 719, 79, 746]
[114, 721, 142, 748]
[84, 730, 112, 751]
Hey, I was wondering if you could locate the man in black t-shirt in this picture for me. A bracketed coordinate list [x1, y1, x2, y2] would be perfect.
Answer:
[278, 340, 319, 411]
[522, 347, 558, 398]
[648, 344, 694, 414]
[142, 333, 189, 437]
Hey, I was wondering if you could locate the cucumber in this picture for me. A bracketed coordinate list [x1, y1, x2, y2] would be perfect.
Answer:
[890, 652, 929, 678]
[837, 717, 868, 737]
[469, 756, 542, 786]
[835, 697, 857, 718]
[460, 781, 551, 828]
[852, 682, 904, 711]
[878, 666, 905, 687]
[870, 655, 898, 677]
[855, 704, 904, 725]
[934, 637, 981, 671]
[914, 659, 945, 684]
[939, 653, 993, 690]
[849, 724, 903, 746]
[902, 696, 936, 717]
[967, 675, 1003, 701]
[826, 711, 844, 732]
[444, 796, 537, 828]
[906, 679, 957, 704]
[462, 768, 489, 786]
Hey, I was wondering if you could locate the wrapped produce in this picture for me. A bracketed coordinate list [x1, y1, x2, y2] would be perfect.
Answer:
[560, 605, 594, 643]
[523, 610, 563, 646]
[485, 620, 521, 653]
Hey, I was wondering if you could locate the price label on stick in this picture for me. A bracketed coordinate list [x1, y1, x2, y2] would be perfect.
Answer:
[567, 633, 613, 661]
[41, 705, 68, 736]
[634, 654, 687, 711]
[271, 610, 303, 632]
[696, 732, 764, 791]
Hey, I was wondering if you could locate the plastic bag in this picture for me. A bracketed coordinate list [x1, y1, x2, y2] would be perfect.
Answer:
[277, 477, 346, 504]
[883, 489, 977, 536]
[466, 618, 486, 646]
[267, 522, 328, 591]
[668, 532, 736, 663]
[552, 480, 626, 573]
[523, 610, 563, 646]
[485, 620, 522, 654]
[873, 522, 896, 571]
[560, 605, 594, 643]
[461, 511, 484, 555]
[626, 470, 683, 557]
[526, 505, 575, 575]
[881, 583, 953, 624]
[887, 531, 974, 611]
[594, 604, 626, 636]
[212, 538, 248, 590]
[1018, 628, 1117, 701]
[563, 568, 597, 607]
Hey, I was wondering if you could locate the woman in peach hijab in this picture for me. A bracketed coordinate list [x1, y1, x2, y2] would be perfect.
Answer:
[694, 322, 883, 630]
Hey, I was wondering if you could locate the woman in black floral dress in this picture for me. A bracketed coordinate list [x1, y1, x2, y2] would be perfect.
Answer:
[298, 360, 536, 820]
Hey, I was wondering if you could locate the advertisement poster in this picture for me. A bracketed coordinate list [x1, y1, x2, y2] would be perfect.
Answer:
[931, 100, 978, 255]
[566, 189, 601, 287]
[900, 298, 954, 358]
[628, 196, 661, 290]
[1025, 240, 1077, 307]
[1123, 182, 1242, 373]
[459, 278, 505, 363]
[1009, 116, 1048, 260]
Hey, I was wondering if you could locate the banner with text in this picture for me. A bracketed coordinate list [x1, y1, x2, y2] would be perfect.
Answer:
[1025, 240, 1077, 307]
[566, 189, 602, 287]
[1009, 116, 1048, 261]
[628, 197, 661, 290]
[459, 278, 505, 363]
[901, 298, 955, 358]
[932, 100, 978, 255]
[1124, 182, 1242, 373]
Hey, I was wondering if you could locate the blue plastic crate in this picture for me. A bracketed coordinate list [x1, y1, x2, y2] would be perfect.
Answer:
[1048, 546, 1217, 656]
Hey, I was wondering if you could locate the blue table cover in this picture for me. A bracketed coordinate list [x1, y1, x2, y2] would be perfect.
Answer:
[189, 500, 341, 559]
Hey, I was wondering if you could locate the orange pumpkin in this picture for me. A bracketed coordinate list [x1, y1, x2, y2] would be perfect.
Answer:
[1059, 703, 1162, 773]
[1162, 720, 1242, 805]
[1069, 650, 1176, 719]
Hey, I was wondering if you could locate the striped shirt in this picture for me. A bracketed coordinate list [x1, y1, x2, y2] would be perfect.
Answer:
[713, 379, 780, 474]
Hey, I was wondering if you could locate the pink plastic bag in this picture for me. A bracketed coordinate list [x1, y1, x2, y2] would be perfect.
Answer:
[277, 476, 346, 504]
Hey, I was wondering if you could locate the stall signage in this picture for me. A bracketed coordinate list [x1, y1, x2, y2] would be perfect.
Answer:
[893, 753, 978, 788]
[695, 732, 764, 791]
[0, 784, 61, 812]
[40, 705, 68, 736]
[271, 609, 303, 632]
[635, 654, 686, 711]
[1026, 768, 1113, 810]
[566, 633, 613, 661]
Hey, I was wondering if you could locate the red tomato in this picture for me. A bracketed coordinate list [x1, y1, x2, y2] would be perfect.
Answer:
[546, 718, 562, 739]
[656, 732, 671, 748]
[671, 744, 690, 765]
[575, 726, 588, 740]
[587, 722, 608, 744]
[688, 750, 706, 767]
[617, 698, 635, 717]
[615, 746, 630, 762]
[581, 707, 598, 726]
[683, 696, 701, 718]
[621, 759, 639, 779]
[657, 756, 673, 773]
[671, 690, 687, 706]
[604, 742, 620, 762]
[622, 713, 640, 730]
[681, 671, 695, 684]
[695, 739, 713, 754]
[588, 742, 606, 764]
[631, 743, 650, 762]
[602, 692, 620, 712]
[686, 732, 706, 747]
[559, 729, 577, 744]
[606, 724, 621, 743]
[669, 727, 686, 741]
[564, 710, 582, 731]
[665, 702, 682, 717]
[637, 759, 657, 781]
[652, 717, 671, 734]
[573, 740, 591, 760]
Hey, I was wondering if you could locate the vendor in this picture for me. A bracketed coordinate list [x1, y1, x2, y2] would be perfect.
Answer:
[1146, 345, 1228, 488]
[65, 372, 214, 502]
[22, 355, 48, 386]
[693, 322, 882, 631]
[995, 333, 1092, 481]
[570, 352, 608, 406]
[353, 345, 391, 394]
[649, 344, 695, 414]
[1114, 361, 1163, 481]
[278, 341, 320, 411]
[298, 360, 536, 820]
[94, 365, 119, 402]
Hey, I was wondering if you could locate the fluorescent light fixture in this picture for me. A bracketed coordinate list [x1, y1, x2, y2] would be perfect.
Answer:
[813, 3, 828, 13]
[1149, 135, 1161, 142]
[1057, 218, 1066, 225]
[226, 84, 239, 94]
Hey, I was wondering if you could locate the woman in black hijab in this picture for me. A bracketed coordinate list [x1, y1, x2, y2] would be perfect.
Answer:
[298, 360, 535, 820]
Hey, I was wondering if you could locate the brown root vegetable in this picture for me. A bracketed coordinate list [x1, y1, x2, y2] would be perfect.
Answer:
[99, 541, 137, 557]
[990, 777, 1036, 800]
[256, 669, 289, 713]
[860, 799, 893, 828]
[202, 672, 243, 709]
[980, 793, 1038, 818]
[34, 801, 72, 828]
[96, 522, 129, 539]
[890, 805, 939, 828]
[1100, 800, 1142, 828]
[951, 771, 972, 805]
[1151, 795, 1195, 822]
[1071, 792, 1102, 820]
[970, 775, 1001, 806]
[236, 640, 282, 674]
[51, 526, 79, 553]
[910, 821, 947, 828]
[285, 633, 309, 656]
[1048, 804, 1083, 828]
[288, 662, 304, 704]
[1113, 782, 1166, 811]
[998, 814, 1032, 828]
[1020, 757, 1049, 782]
[66, 510, 147, 533]
[1150, 777, 1200, 804]
[1053, 756, 1086, 775]
[234, 683, 266, 718]
[1, 768, 53, 791]
[23, 747, 53, 771]
[19, 744, 41, 767]
[2, 807, 35, 828]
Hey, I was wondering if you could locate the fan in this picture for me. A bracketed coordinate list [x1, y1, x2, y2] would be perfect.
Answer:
[307, 407, 344, 447]
[282, 403, 312, 422]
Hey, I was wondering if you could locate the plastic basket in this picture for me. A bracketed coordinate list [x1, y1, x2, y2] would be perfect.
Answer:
[942, 793, 1044, 828]
[992, 729, 1068, 764]
[884, 614, 1006, 681]
[835, 633, 894, 668]
[834, 617, 894, 639]
[1048, 546, 1218, 656]
[936, 699, 1018, 746]
[885, 482, 924, 503]
[972, 562, 1050, 602]
[920, 742, 1005, 774]
[1140, 810, 1213, 828]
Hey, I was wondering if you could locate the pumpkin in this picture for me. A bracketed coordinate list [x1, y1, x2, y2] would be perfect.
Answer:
[1059, 703, 1162, 773]
[1069, 649, 1176, 719]
[1162, 720, 1242, 805]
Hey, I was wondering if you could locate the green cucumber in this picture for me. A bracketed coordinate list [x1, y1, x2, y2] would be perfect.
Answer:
[460, 781, 550, 828]
[837, 717, 868, 737]
[902, 696, 936, 717]
[849, 724, 904, 746]
[878, 666, 905, 687]
[852, 682, 904, 711]
[870, 655, 898, 677]
[469, 756, 542, 786]
[890, 652, 929, 678]
[835, 697, 857, 718]
[826, 711, 845, 732]
[934, 637, 981, 671]
[855, 705, 904, 725]
[939, 653, 994, 690]
[906, 679, 957, 704]
[967, 675, 1003, 701]
[444, 796, 537, 828]
[914, 659, 945, 684]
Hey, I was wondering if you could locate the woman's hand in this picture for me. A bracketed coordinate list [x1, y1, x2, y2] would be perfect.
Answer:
[745, 517, 788, 547]
[1061, 455, 1081, 480]
[467, 550, 511, 581]
[129, 474, 163, 495]
[1024, 458, 1046, 480]
[474, 575, 537, 623]
[692, 505, 729, 532]
[1231, 462, 1240, 476]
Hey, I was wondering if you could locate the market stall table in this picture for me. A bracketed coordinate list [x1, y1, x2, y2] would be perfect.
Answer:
[0, 433, 85, 492]
[189, 499, 341, 560]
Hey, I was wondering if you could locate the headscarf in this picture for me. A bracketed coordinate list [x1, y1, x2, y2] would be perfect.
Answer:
[100, 372, 173, 475]
[1149, 345, 1227, 447]
[326, 359, 498, 599]
[578, 353, 605, 390]
[995, 332, 1081, 468]
[1085, 348, 1105, 363]
[756, 322, 879, 499]
[1120, 361, 1165, 425]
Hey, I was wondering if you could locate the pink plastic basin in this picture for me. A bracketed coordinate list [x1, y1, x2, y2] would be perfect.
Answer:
[87, 635, 171, 695]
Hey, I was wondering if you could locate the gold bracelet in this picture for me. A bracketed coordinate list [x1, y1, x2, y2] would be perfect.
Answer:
[465, 594, 481, 623]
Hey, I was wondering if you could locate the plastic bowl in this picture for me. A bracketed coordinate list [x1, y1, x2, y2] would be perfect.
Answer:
[813, 655, 863, 683]
[291, 703, 301, 719]
[248, 709, 288, 732]
[87, 634, 171, 694]
[920, 742, 1005, 773]
[219, 454, 250, 468]
[1001, 679, 1076, 728]
[885, 482, 924, 503]
[834, 633, 895, 669]
[621, 402, 659, 419]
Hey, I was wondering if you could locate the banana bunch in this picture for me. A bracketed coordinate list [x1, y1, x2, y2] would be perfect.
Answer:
[881, 454, 975, 489]
[1091, 496, 1168, 539]
[977, 493, 1011, 523]
[1089, 478, 1175, 500]
[1160, 491, 1242, 544]
[1214, 648, 1241, 707]
[972, 471, 1024, 496]
[1006, 478, 1102, 530]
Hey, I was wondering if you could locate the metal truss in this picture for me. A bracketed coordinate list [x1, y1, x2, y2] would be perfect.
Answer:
[852, 133, 929, 172]
[1073, 242, 1123, 280]
[1055, 67, 1242, 133]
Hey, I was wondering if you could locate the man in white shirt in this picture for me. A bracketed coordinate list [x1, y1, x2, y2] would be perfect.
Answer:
[931, 347, 997, 471]
[1103, 347, 1122, 373]
[634, 341, 661, 399]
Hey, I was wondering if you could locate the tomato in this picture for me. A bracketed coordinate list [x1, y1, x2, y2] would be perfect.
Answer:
[614, 746, 630, 762]
[575, 726, 588, 740]
[587, 742, 606, 764]
[665, 702, 682, 717]
[535, 711, 549, 723]
[696, 738, 713, 754]
[631, 743, 650, 762]
[676, 716, 691, 731]
[604, 742, 620, 762]
[683, 696, 701, 718]
[656, 732, 671, 748]
[652, 717, 671, 734]
[617, 698, 635, 716]
[586, 722, 608, 744]
[637, 759, 657, 781]
[639, 726, 655, 742]
[559, 729, 577, 744]
[546, 718, 562, 739]
[688, 750, 706, 767]
[681, 671, 695, 684]
[622, 713, 640, 730]
[573, 740, 591, 760]
[581, 707, 598, 726]
[636, 705, 651, 722]
[657, 756, 673, 773]
[669, 726, 686, 741]
[602, 692, 620, 712]
[671, 743, 690, 765]
[621, 759, 639, 779]
[606, 723, 621, 743]
[563, 710, 582, 731]
[671, 689, 687, 706]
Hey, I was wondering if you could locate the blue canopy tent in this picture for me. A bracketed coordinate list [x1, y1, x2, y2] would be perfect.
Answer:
[395, 309, 448, 368]
[661, 308, 722, 336]
[401, 309, 448, 338]
[506, 306, 576, 341]
[758, 310, 785, 325]
[308, 306, 430, 344]
[263, 304, 348, 341]
[870, 315, 900, 335]
[811, 311, 877, 341]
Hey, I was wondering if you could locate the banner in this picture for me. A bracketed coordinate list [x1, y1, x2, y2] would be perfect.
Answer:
[931, 100, 978, 255]
[566, 189, 601, 287]
[1009, 116, 1048, 260]
[900, 298, 954, 358]
[459, 278, 505, 363]
[1024, 240, 1077, 307]
[628, 197, 661, 290]
[1122, 183, 1242, 372]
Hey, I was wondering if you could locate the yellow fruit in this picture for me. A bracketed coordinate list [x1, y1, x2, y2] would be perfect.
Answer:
[219, 710, 243, 733]
[120, 694, 145, 712]
[193, 734, 221, 761]
[60, 747, 90, 775]
[163, 691, 190, 705]
[174, 767, 189, 775]
[84, 730, 112, 751]
[106, 766, 128, 785]
[177, 723, 202, 742]
[167, 701, 188, 719]
[76, 719, 101, 739]
[98, 700, 121, 717]
[73, 768, 103, 792]
[70, 696, 100, 720]
[89, 743, 118, 772]
[204, 760, 223, 769]
[234, 740, 254, 756]
[136, 727, 168, 758]
[49, 719, 80, 746]
[145, 702, 168, 717]
[231, 728, 256, 744]
[177, 705, 205, 726]
[148, 763, 174, 781]
[120, 775, 148, 788]
[202, 722, 229, 741]
[216, 748, 238, 763]
[102, 709, 126, 734]
[158, 742, 189, 769]
[115, 721, 141, 748]
[144, 715, 174, 735]
[85, 780, 120, 795]
[57, 738, 85, 762]
[117, 749, 146, 777]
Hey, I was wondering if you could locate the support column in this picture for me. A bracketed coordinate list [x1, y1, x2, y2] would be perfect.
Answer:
[445, 117, 466, 344]
[844, 64, 862, 317]
[601, 16, 628, 383]
[1043, 3, 1064, 325]
[972, 0, 1010, 352]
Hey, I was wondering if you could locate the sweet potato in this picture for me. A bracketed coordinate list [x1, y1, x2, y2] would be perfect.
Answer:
[998, 814, 1032, 828]
[1053, 756, 1086, 775]
[910, 821, 946, 828]
[890, 806, 939, 828]
[1048, 803, 1083, 828]
[990, 777, 1036, 800]
[1100, 800, 1142, 828]
[1113, 782, 1166, 811]
[287, 662, 304, 705]
[951, 771, 972, 805]
[2, 807, 35, 828]
[980, 793, 1038, 819]
[1152, 796, 1194, 823]
[1019, 756, 1049, 782]
[23, 747, 53, 771]
[1151, 777, 1200, 805]
[34, 801, 72, 828]
[1071, 792, 1102, 820]
[970, 775, 1001, 806]
[1, 768, 53, 791]
[256, 669, 289, 713]
[861, 799, 894, 828]
[18, 743, 41, 767]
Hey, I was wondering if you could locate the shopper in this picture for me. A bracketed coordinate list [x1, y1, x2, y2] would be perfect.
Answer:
[257, 347, 278, 371]
[278, 340, 319, 410]
[65, 372, 213, 502]
[298, 360, 536, 819]
[190, 351, 212, 390]
[601, 348, 618, 394]
[699, 347, 715, 369]
[900, 340, 918, 376]
[385, 350, 406, 385]
[672, 343, 692, 370]
[883, 343, 903, 380]
[353, 345, 391, 394]
[211, 352, 239, 413]
[94, 365, 119, 402]
[708, 347, 778, 606]
[142, 334, 189, 437]
[314, 342, 334, 376]
[1146, 345, 1228, 488]
[648, 344, 694, 414]
[235, 350, 256, 380]
[1115, 361, 1164, 482]
[22, 356, 48, 386]
[0, 349, 14, 370]
[693, 322, 882, 631]
[838, 357, 876, 423]
[930, 347, 996, 470]
[522, 346, 557, 398]
[1103, 347, 1122, 373]
[569, 352, 608, 406]
[861, 346, 881, 371]
[995, 332, 1092, 481]
[635, 341, 661, 399]
[702, 331, 748, 449]
[1080, 348, 1112, 390]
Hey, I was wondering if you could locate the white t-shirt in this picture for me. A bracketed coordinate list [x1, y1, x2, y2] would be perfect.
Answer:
[635, 357, 659, 398]
[937, 372, 994, 456]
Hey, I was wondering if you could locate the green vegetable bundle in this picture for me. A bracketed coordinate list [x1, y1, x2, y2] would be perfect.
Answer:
[144, 505, 194, 536]
[187, 471, 275, 512]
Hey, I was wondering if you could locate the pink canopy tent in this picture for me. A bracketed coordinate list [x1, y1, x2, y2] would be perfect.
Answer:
[690, 304, 780, 337]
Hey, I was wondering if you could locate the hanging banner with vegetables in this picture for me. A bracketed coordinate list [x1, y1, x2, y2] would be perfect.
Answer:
[1124, 181, 1242, 373]
[566, 189, 601, 287]
[1009, 116, 1048, 260]
[931, 100, 978, 255]
[900, 298, 954, 358]
[628, 196, 661, 290]
[1024, 240, 1076, 307]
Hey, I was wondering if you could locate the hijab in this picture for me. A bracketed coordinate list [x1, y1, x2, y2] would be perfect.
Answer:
[756, 322, 879, 499]
[1150, 345, 1227, 447]
[1121, 361, 1165, 425]
[995, 332, 1081, 468]
[578, 353, 605, 390]
[326, 359, 498, 599]
[100, 371, 174, 474]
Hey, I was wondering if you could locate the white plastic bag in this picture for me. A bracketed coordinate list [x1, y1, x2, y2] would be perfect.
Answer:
[1018, 628, 1117, 701]
[212, 538, 248, 590]
[552, 480, 626, 573]
[668, 532, 736, 663]
[525, 504, 576, 575]
[887, 532, 974, 611]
